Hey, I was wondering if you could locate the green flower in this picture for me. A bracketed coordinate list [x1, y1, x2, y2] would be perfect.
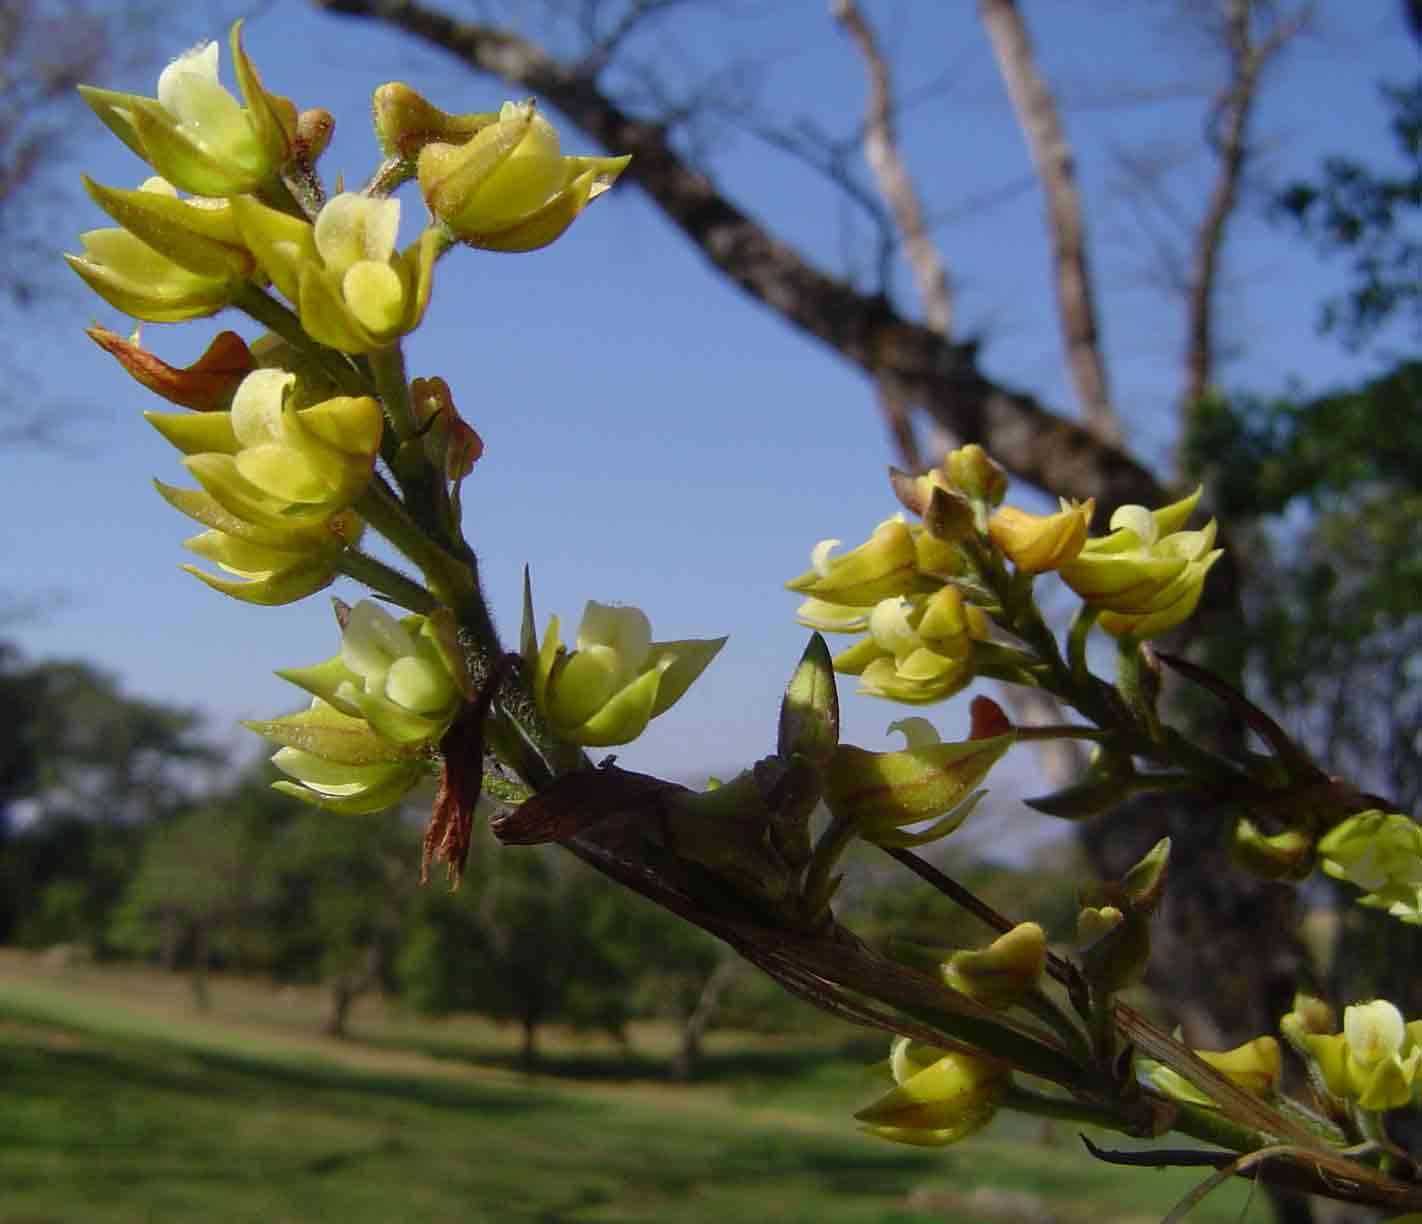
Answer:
[147, 367, 383, 531]
[829, 587, 988, 704]
[526, 599, 725, 747]
[1319, 810, 1422, 924]
[1059, 487, 1222, 638]
[79, 23, 293, 198]
[276, 600, 462, 747]
[248, 698, 428, 815]
[232, 192, 438, 353]
[417, 100, 630, 251]
[1304, 1000, 1422, 1111]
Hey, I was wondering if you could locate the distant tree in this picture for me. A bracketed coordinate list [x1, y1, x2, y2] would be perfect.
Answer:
[109, 801, 265, 1010]
[258, 805, 423, 1037]
[0, 651, 218, 951]
[399, 830, 643, 1065]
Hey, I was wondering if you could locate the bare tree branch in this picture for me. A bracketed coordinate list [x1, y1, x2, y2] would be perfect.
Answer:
[977, 0, 1119, 446]
[830, 0, 953, 336]
[1183, 0, 1313, 411]
[312, 0, 1172, 515]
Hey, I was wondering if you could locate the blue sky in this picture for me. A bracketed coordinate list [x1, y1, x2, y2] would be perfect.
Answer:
[5, 1, 1416, 790]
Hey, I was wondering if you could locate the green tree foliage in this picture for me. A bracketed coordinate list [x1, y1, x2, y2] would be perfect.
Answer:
[1185, 366, 1422, 811]
[1278, 78, 1422, 348]
[257, 804, 422, 1036]
[0, 650, 216, 951]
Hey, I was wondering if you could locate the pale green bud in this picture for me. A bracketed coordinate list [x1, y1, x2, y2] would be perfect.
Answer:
[856, 1042, 1007, 1146]
[824, 719, 1013, 848]
[943, 922, 1047, 1009]
[417, 100, 630, 251]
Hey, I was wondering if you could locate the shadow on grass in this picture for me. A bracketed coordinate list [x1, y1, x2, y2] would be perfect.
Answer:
[0, 1020, 563, 1125]
[358, 1030, 885, 1088]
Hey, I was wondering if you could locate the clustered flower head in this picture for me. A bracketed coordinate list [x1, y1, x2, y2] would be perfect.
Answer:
[787, 509, 987, 704]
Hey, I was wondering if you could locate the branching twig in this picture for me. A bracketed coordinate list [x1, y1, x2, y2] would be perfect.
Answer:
[977, 0, 1119, 445]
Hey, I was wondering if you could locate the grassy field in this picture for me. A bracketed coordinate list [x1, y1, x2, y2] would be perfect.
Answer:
[0, 951, 1275, 1223]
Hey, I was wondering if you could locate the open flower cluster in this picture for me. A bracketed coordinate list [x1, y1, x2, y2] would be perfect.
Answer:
[788, 509, 989, 703]
[69, 25, 627, 342]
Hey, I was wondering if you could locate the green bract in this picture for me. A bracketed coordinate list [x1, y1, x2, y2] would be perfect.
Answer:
[247, 699, 429, 815]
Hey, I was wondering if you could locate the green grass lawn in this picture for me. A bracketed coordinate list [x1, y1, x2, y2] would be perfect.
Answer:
[0, 952, 1275, 1223]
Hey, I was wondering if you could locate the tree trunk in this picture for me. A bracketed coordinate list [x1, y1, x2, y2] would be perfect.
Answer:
[189, 922, 210, 1013]
[671, 957, 740, 1080]
[519, 1015, 539, 1068]
[321, 944, 381, 1039]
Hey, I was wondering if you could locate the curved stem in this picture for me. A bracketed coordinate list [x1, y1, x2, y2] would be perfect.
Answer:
[335, 547, 437, 613]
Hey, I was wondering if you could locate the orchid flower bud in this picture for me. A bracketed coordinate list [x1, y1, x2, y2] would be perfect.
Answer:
[1138, 1036, 1282, 1108]
[988, 498, 1095, 574]
[856, 1040, 1008, 1146]
[943, 923, 1048, 1010]
[78, 23, 294, 198]
[417, 100, 630, 251]
[945, 444, 1008, 506]
[181, 522, 357, 605]
[66, 215, 240, 323]
[824, 718, 1013, 848]
[525, 598, 726, 747]
[786, 517, 919, 608]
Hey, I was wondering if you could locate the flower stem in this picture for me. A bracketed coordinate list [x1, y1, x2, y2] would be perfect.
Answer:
[335, 548, 437, 613]
[233, 285, 368, 398]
